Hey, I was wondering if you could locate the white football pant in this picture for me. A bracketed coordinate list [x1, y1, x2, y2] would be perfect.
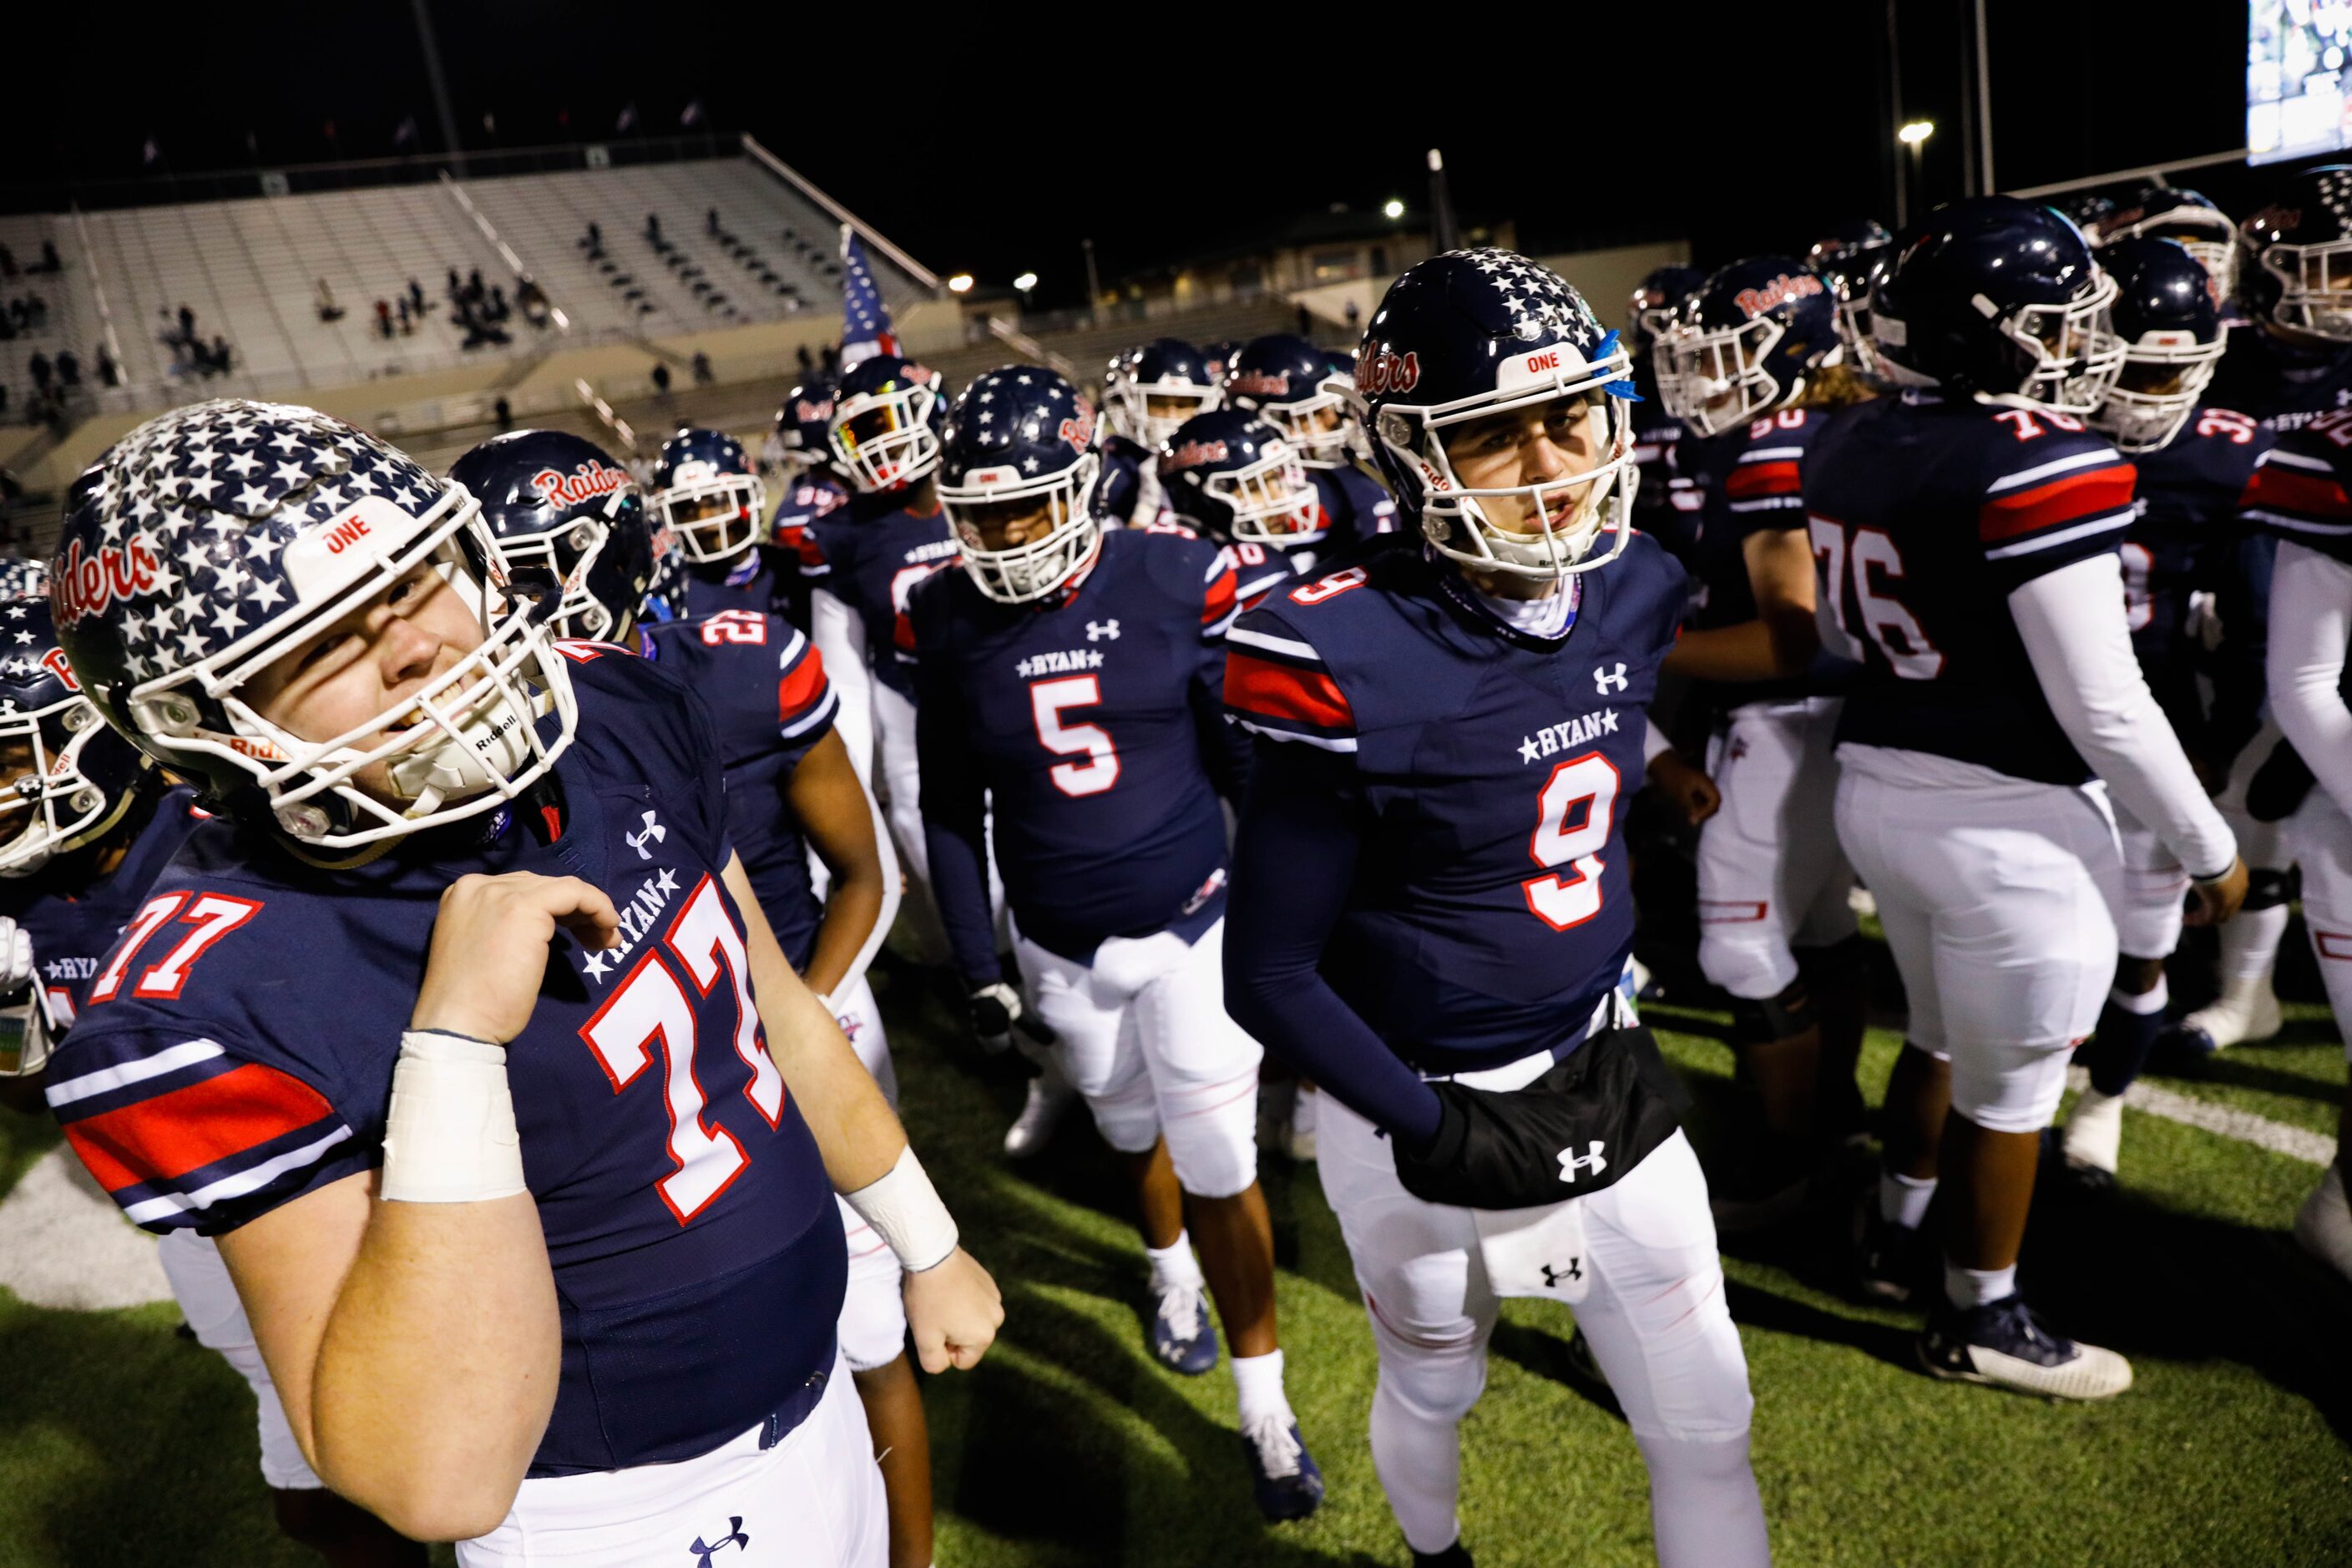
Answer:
[1697, 698, 1857, 999]
[155, 1227, 323, 1492]
[827, 973, 908, 1371]
[2110, 799, 2190, 961]
[2288, 786, 2352, 1064]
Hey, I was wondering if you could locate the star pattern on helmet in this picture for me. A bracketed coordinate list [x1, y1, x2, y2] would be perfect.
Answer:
[951, 368, 1090, 461]
[63, 399, 446, 682]
[1449, 247, 1604, 351]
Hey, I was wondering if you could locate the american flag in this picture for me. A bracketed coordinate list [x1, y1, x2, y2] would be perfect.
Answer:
[839, 225, 898, 370]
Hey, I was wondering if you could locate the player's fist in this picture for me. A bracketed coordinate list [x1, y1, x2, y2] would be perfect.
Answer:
[2188, 856, 2250, 928]
[0, 918, 33, 994]
[1646, 748, 1721, 827]
[903, 1246, 1004, 1373]
[968, 981, 1025, 1056]
[412, 873, 622, 1044]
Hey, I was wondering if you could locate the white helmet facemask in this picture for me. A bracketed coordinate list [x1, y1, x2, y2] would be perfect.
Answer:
[830, 383, 943, 493]
[941, 453, 1103, 604]
[2089, 329, 2227, 453]
[0, 695, 125, 878]
[655, 466, 765, 565]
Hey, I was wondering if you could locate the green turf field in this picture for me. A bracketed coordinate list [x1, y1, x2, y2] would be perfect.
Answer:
[2, 962, 2348, 1568]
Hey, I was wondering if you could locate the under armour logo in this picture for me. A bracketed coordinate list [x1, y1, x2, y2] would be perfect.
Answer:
[1593, 662, 1629, 695]
[1087, 618, 1121, 641]
[626, 810, 667, 860]
[1540, 1258, 1582, 1288]
[689, 1518, 751, 1565]
[1557, 1140, 1609, 1184]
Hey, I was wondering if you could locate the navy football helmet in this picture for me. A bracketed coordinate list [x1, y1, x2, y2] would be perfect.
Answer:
[2089, 238, 2228, 454]
[1628, 264, 1706, 355]
[1807, 219, 1895, 377]
[1105, 339, 1222, 448]
[1224, 334, 1354, 468]
[1159, 409, 1324, 548]
[52, 400, 575, 848]
[0, 594, 149, 878]
[1355, 248, 1639, 579]
[2238, 166, 2352, 341]
[652, 427, 765, 565]
[1200, 339, 1242, 383]
[772, 372, 840, 474]
[2101, 182, 2234, 300]
[828, 354, 948, 494]
[1657, 257, 1842, 437]
[450, 430, 655, 644]
[937, 366, 1103, 604]
[1871, 197, 2123, 414]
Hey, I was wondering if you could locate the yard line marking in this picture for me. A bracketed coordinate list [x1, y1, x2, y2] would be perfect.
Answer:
[2069, 1067, 2336, 1166]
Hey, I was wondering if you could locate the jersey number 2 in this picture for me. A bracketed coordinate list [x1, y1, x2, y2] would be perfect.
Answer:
[1525, 754, 1620, 930]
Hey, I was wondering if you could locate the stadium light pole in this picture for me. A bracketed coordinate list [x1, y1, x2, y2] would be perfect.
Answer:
[1428, 149, 1458, 255]
[1899, 119, 1935, 230]
[408, 0, 466, 175]
[1083, 238, 1103, 329]
[1975, 0, 1995, 194]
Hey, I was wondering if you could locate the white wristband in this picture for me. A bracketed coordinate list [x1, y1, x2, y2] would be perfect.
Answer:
[379, 1030, 528, 1204]
[842, 1145, 959, 1272]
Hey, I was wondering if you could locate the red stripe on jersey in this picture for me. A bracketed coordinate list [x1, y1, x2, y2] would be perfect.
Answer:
[64, 1062, 334, 1196]
[2242, 463, 2352, 520]
[793, 529, 829, 570]
[1976, 463, 2136, 543]
[1224, 650, 1354, 731]
[777, 644, 829, 725]
[1723, 460, 1801, 500]
[1202, 568, 1238, 626]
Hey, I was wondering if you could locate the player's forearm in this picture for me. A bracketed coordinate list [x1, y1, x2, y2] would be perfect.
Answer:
[803, 862, 890, 1002]
[2011, 556, 2236, 878]
[2267, 541, 2352, 811]
[792, 736, 902, 1001]
[1660, 620, 1787, 683]
[313, 1196, 558, 1540]
[923, 813, 1002, 989]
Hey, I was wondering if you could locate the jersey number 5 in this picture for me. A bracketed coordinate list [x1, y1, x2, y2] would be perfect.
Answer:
[1525, 753, 1620, 930]
[1030, 676, 1121, 797]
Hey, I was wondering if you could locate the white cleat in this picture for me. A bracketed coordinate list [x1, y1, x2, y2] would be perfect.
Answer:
[2061, 1090, 2125, 1176]
[2294, 1161, 2352, 1286]
[1003, 1072, 1079, 1160]
[2172, 978, 2283, 1055]
[1920, 1295, 2133, 1401]
[1285, 1085, 1319, 1162]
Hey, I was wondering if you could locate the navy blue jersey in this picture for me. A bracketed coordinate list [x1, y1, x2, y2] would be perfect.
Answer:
[1687, 409, 1820, 636]
[2206, 328, 2352, 433]
[1310, 464, 1399, 550]
[799, 503, 959, 702]
[1099, 433, 1162, 528]
[644, 612, 837, 970]
[681, 544, 795, 624]
[912, 529, 1246, 984]
[2242, 409, 2352, 568]
[1225, 534, 1682, 1071]
[1629, 353, 1682, 526]
[769, 473, 850, 551]
[2124, 407, 2270, 747]
[0, 784, 203, 1029]
[1804, 393, 2137, 785]
[46, 650, 842, 1477]
[1222, 539, 1315, 610]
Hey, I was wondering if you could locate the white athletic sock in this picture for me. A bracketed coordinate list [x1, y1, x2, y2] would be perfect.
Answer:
[2063, 1089, 2126, 1172]
[1231, 1348, 1290, 1427]
[2221, 903, 2289, 988]
[2110, 979, 2169, 1016]
[1145, 1232, 1204, 1294]
[1944, 1260, 2017, 1310]
[1879, 1170, 1937, 1229]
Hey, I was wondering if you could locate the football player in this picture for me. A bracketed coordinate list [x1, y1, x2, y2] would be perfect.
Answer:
[1652, 255, 1875, 1219]
[2241, 392, 2352, 1283]
[767, 371, 852, 621]
[1101, 339, 1221, 526]
[1809, 199, 2243, 1397]
[453, 429, 934, 1564]
[42, 400, 1001, 1565]
[2097, 182, 2237, 301]
[1805, 219, 1894, 382]
[2056, 239, 2259, 1193]
[1224, 250, 1767, 1568]
[1222, 334, 1398, 548]
[1159, 408, 1328, 609]
[651, 426, 792, 622]
[912, 367, 1323, 1521]
[0, 602, 427, 1565]
[1626, 263, 1707, 560]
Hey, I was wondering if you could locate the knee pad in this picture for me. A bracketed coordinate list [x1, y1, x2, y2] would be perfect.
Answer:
[2246, 867, 2295, 912]
[1948, 1037, 2073, 1134]
[1368, 1313, 1490, 1426]
[1162, 1079, 1260, 1199]
[1728, 978, 1815, 1048]
[1698, 926, 1799, 1004]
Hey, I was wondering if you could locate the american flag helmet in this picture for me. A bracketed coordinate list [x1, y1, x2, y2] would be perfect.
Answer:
[938, 366, 1103, 604]
[0, 592, 150, 878]
[1104, 339, 1221, 448]
[1354, 248, 1641, 579]
[1223, 334, 1355, 469]
[1157, 408, 1324, 550]
[827, 354, 948, 495]
[2240, 166, 2352, 339]
[651, 426, 765, 566]
[450, 429, 655, 645]
[50, 399, 577, 847]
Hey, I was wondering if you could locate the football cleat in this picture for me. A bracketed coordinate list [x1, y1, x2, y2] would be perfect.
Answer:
[1854, 1201, 1928, 1305]
[1151, 1280, 1219, 1376]
[1239, 1414, 1324, 1521]
[1284, 1085, 1319, 1162]
[2167, 978, 2282, 1057]
[1918, 1295, 2133, 1400]
[2294, 1161, 2352, 1285]
[1413, 1542, 1475, 1568]
[1002, 1070, 1078, 1160]
[2056, 1088, 2126, 1196]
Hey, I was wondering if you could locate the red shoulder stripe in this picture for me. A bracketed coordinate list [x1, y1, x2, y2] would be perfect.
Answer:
[1202, 567, 1238, 626]
[1977, 463, 2136, 544]
[778, 642, 830, 724]
[64, 1062, 335, 1196]
[793, 529, 829, 569]
[2242, 463, 2352, 519]
[1723, 459, 1801, 500]
[1224, 650, 1354, 731]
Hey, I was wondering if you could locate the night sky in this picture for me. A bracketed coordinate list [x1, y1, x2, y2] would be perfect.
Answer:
[10, 2, 2257, 308]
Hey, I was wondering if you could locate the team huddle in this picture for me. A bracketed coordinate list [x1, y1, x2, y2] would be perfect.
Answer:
[0, 162, 2348, 1568]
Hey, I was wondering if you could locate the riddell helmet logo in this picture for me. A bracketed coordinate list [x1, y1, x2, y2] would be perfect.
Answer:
[1165, 439, 1229, 471]
[1230, 370, 1292, 397]
[53, 536, 165, 629]
[530, 460, 628, 508]
[39, 647, 78, 691]
[1354, 348, 1420, 396]
[1733, 272, 1825, 319]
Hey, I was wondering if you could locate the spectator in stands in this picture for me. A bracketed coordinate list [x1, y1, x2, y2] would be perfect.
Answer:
[178, 304, 195, 343]
[210, 336, 232, 375]
[397, 297, 413, 335]
[691, 350, 713, 386]
[650, 361, 671, 397]
[488, 284, 508, 322]
[706, 206, 721, 236]
[493, 396, 512, 430]
[820, 342, 838, 374]
[96, 346, 117, 387]
[55, 349, 78, 389]
[1345, 297, 1362, 336]
[375, 299, 394, 340]
[797, 343, 814, 376]
[467, 266, 485, 306]
[28, 352, 50, 394]
[37, 240, 59, 273]
[316, 278, 345, 322]
[407, 276, 427, 316]
[645, 212, 663, 243]
[516, 278, 550, 328]
[0, 244, 14, 279]
[0, 385, 10, 418]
